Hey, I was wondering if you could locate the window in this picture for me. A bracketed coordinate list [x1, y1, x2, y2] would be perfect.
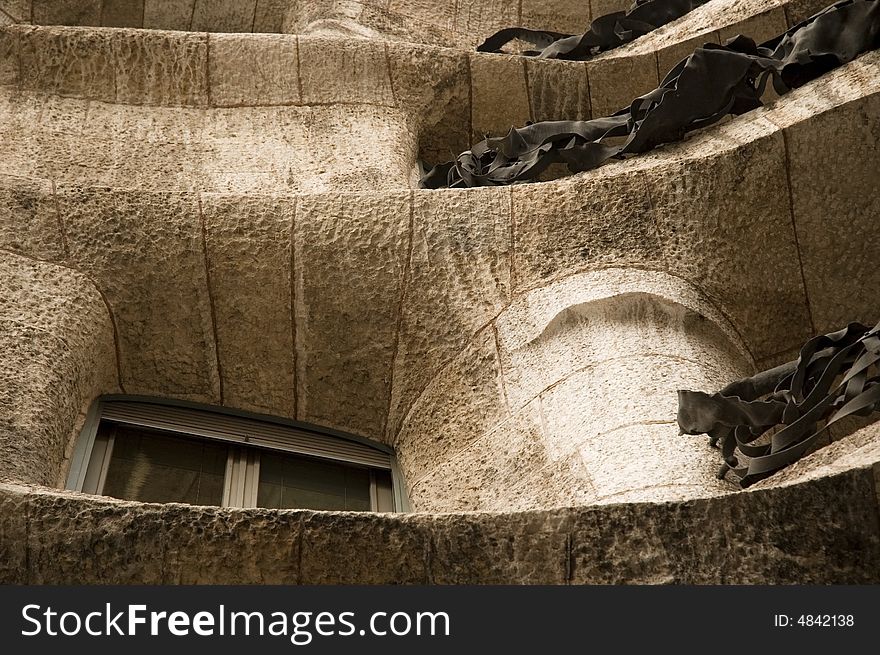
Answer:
[66, 398, 406, 512]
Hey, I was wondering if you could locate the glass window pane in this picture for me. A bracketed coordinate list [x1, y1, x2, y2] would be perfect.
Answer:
[100, 424, 227, 506]
[257, 451, 376, 511]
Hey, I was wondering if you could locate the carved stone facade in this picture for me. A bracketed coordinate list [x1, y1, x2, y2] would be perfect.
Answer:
[1, 0, 879, 583]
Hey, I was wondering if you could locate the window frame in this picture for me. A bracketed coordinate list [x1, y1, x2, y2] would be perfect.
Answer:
[66, 395, 410, 513]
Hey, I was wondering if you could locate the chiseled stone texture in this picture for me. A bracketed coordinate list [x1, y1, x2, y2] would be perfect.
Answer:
[143, 0, 194, 31]
[428, 512, 569, 584]
[58, 187, 221, 403]
[0, 175, 65, 261]
[521, 0, 591, 34]
[511, 166, 661, 294]
[395, 328, 508, 497]
[388, 187, 510, 441]
[101, 0, 145, 28]
[526, 58, 591, 124]
[113, 28, 208, 107]
[761, 53, 880, 334]
[208, 33, 300, 108]
[409, 401, 595, 512]
[469, 52, 530, 140]
[19, 25, 115, 102]
[385, 41, 470, 167]
[643, 115, 813, 360]
[0, 253, 117, 485]
[191, 0, 256, 32]
[495, 269, 754, 412]
[294, 192, 409, 440]
[32, 0, 101, 26]
[201, 193, 295, 418]
[5, 465, 878, 583]
[298, 36, 395, 107]
[587, 51, 658, 119]
[300, 512, 430, 584]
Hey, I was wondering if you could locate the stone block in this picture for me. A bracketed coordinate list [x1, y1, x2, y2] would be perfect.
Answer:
[385, 41, 470, 165]
[526, 58, 591, 123]
[0, 25, 19, 86]
[0, 1, 30, 23]
[143, 0, 193, 30]
[587, 51, 659, 119]
[26, 492, 167, 583]
[0, 175, 65, 260]
[298, 36, 395, 107]
[20, 25, 115, 101]
[162, 505, 300, 584]
[32, 0, 100, 25]
[765, 61, 880, 334]
[300, 512, 429, 584]
[0, 485, 27, 583]
[452, 0, 518, 49]
[294, 192, 409, 439]
[428, 513, 568, 584]
[388, 187, 510, 440]
[253, 0, 289, 32]
[58, 187, 221, 402]
[408, 401, 556, 512]
[101, 0, 144, 28]
[590, 0, 632, 20]
[395, 328, 508, 484]
[209, 33, 299, 107]
[0, 254, 117, 485]
[113, 29, 208, 106]
[511, 166, 661, 294]
[646, 116, 812, 359]
[469, 52, 530, 139]
[201, 193, 295, 418]
[191, 0, 256, 32]
[521, 0, 591, 34]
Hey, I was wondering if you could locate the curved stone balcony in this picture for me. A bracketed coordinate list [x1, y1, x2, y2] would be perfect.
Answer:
[1, 0, 879, 583]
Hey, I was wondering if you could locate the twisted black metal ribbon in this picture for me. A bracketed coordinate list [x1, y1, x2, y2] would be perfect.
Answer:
[421, 0, 880, 189]
[678, 322, 880, 487]
[477, 0, 712, 60]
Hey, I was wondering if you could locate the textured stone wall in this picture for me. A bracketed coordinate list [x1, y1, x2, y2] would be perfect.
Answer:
[1, 0, 879, 582]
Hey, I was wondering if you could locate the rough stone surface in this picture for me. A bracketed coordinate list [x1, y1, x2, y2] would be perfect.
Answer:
[201, 193, 295, 418]
[587, 52, 658, 118]
[526, 58, 591, 124]
[58, 187, 220, 402]
[469, 52, 530, 139]
[395, 328, 508, 489]
[191, 0, 256, 32]
[511, 167, 661, 294]
[388, 187, 510, 441]
[0, 175, 65, 261]
[0, 485, 27, 583]
[19, 25, 115, 101]
[32, 0, 101, 26]
[300, 512, 429, 584]
[113, 29, 208, 106]
[644, 115, 813, 360]
[143, 0, 193, 30]
[298, 36, 395, 107]
[208, 33, 300, 107]
[428, 512, 568, 584]
[0, 254, 117, 485]
[762, 54, 880, 334]
[522, 0, 590, 34]
[294, 192, 409, 440]
[101, 0, 145, 28]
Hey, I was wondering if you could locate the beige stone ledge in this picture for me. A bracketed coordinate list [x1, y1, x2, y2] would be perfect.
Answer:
[1, 459, 878, 583]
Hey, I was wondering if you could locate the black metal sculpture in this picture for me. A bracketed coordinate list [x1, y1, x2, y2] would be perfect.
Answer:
[421, 0, 880, 189]
[678, 322, 880, 487]
[477, 0, 711, 60]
